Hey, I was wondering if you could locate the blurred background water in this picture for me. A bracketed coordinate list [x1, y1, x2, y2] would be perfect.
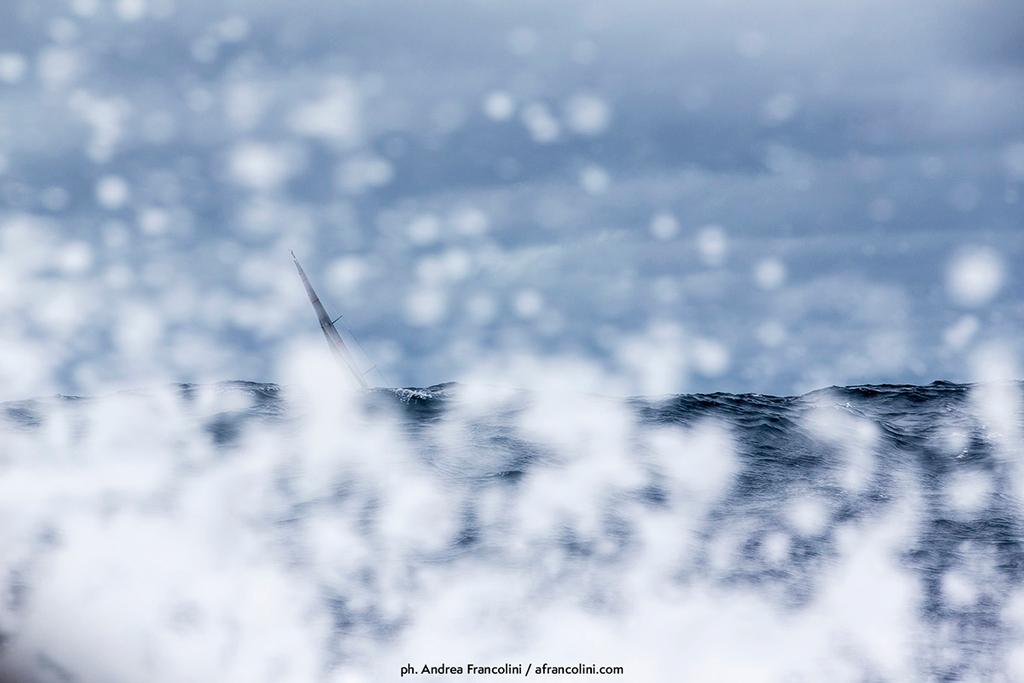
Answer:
[0, 0, 1021, 398]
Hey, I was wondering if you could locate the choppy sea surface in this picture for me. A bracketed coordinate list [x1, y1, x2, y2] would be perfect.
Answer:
[1, 379, 1023, 682]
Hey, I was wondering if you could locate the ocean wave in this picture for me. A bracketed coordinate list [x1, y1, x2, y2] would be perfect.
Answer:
[1, 379, 1022, 681]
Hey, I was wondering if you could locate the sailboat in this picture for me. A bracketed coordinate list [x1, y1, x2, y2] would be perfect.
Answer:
[291, 251, 372, 389]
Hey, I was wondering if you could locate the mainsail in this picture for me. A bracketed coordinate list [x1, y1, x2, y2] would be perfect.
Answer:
[291, 251, 370, 389]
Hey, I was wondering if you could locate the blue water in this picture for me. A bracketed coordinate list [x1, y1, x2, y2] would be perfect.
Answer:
[2, 379, 1023, 681]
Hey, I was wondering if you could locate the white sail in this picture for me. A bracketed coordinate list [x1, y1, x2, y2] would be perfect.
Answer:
[291, 251, 370, 389]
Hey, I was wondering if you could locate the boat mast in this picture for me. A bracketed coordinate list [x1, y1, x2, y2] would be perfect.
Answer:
[291, 251, 369, 389]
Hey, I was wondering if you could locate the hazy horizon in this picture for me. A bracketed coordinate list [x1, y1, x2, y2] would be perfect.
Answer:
[1, 0, 1021, 397]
